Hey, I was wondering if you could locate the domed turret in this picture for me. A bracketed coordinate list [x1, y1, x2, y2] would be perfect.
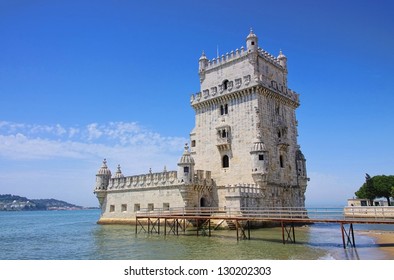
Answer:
[114, 164, 124, 178]
[97, 159, 111, 176]
[296, 149, 307, 178]
[177, 143, 195, 184]
[199, 51, 208, 72]
[250, 139, 268, 184]
[95, 159, 112, 190]
[277, 50, 287, 69]
[246, 28, 258, 52]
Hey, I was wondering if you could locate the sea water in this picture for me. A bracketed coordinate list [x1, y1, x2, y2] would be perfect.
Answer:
[0, 210, 392, 260]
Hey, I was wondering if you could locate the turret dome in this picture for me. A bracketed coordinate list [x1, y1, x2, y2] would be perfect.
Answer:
[199, 51, 208, 61]
[277, 50, 286, 60]
[114, 164, 124, 178]
[97, 159, 112, 176]
[246, 28, 257, 40]
[178, 143, 195, 165]
[251, 141, 267, 153]
[246, 28, 258, 52]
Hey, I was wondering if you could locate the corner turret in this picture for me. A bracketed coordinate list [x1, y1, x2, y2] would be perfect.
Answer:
[177, 143, 195, 184]
[95, 159, 112, 190]
[277, 50, 287, 69]
[198, 51, 209, 82]
[94, 159, 112, 207]
[199, 51, 208, 72]
[250, 107, 268, 184]
[250, 140, 268, 184]
[296, 148, 307, 181]
[246, 28, 258, 52]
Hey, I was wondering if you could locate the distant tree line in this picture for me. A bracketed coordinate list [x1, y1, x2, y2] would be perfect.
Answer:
[355, 174, 394, 206]
[0, 194, 82, 210]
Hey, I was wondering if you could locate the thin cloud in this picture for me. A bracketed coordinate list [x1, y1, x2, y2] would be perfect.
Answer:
[0, 121, 188, 161]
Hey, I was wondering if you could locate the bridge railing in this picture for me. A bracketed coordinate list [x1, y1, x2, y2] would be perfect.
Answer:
[344, 206, 394, 219]
[135, 207, 350, 220]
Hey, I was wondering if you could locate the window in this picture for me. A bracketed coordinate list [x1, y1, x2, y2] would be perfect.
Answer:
[275, 105, 280, 115]
[163, 203, 170, 211]
[109, 205, 115, 212]
[121, 204, 127, 212]
[259, 154, 264, 161]
[191, 140, 196, 147]
[223, 80, 229, 90]
[221, 129, 227, 138]
[184, 166, 189, 173]
[279, 155, 284, 168]
[220, 104, 228, 115]
[148, 203, 154, 211]
[134, 204, 140, 212]
[222, 155, 229, 168]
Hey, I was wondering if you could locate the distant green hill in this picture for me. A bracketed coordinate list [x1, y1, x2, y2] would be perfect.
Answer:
[0, 194, 83, 211]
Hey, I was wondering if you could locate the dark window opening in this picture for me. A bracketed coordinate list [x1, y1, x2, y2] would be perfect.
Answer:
[222, 155, 229, 168]
[259, 154, 264, 161]
[220, 104, 229, 115]
[223, 80, 229, 90]
[184, 166, 189, 173]
[191, 140, 196, 147]
[221, 129, 227, 138]
[251, 41, 255, 45]
[279, 155, 284, 168]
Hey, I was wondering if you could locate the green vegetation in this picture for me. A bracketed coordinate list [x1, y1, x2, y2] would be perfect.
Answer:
[355, 174, 394, 205]
[0, 194, 82, 211]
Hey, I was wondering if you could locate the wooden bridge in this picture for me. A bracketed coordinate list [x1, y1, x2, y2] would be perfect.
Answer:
[135, 207, 394, 249]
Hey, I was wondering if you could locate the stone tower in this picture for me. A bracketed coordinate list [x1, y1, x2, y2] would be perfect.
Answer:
[190, 30, 308, 208]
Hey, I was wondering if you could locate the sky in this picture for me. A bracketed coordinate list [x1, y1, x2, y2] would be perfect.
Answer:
[0, 0, 393, 207]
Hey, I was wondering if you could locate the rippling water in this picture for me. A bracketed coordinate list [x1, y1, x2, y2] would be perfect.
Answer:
[0, 210, 391, 260]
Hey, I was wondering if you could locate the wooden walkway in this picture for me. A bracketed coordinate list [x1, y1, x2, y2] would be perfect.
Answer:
[135, 207, 394, 249]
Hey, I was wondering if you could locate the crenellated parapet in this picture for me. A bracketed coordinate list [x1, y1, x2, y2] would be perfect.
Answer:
[107, 171, 178, 191]
[200, 47, 285, 74]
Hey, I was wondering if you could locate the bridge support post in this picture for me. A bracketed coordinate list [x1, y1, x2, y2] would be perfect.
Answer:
[281, 222, 295, 244]
[341, 223, 355, 249]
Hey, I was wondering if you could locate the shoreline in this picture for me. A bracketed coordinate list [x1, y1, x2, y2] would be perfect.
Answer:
[358, 230, 394, 259]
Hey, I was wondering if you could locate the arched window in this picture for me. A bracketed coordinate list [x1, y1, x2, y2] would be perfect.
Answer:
[222, 155, 229, 168]
[279, 155, 284, 168]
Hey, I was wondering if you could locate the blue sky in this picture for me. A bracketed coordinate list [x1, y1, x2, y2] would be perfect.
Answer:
[0, 0, 393, 207]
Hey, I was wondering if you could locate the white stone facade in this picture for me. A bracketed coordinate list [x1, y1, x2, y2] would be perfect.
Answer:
[94, 30, 308, 224]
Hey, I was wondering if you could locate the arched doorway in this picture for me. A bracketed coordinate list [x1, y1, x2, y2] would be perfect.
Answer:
[200, 197, 207, 207]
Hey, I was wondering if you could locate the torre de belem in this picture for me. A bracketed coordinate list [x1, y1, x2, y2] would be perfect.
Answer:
[94, 30, 308, 224]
